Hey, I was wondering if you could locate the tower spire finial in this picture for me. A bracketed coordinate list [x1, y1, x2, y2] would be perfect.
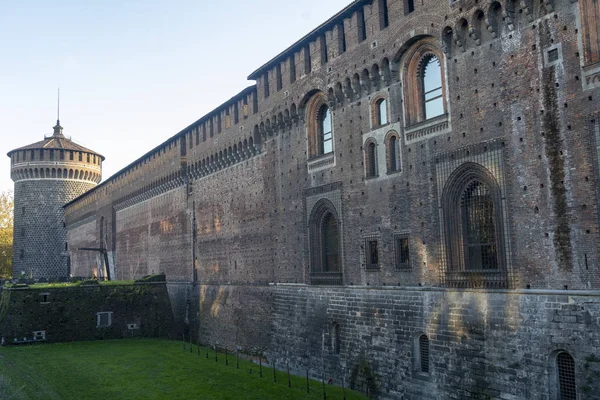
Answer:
[53, 88, 64, 137]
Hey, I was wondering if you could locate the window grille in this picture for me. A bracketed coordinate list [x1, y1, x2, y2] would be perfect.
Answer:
[365, 238, 379, 270]
[388, 135, 398, 172]
[557, 352, 576, 400]
[419, 335, 429, 373]
[322, 213, 340, 272]
[395, 236, 410, 270]
[461, 180, 498, 270]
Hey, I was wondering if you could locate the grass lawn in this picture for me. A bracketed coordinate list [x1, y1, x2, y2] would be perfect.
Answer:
[0, 339, 367, 400]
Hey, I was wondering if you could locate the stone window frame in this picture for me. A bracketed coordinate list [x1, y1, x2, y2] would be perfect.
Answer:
[305, 91, 335, 160]
[308, 198, 343, 285]
[96, 311, 113, 328]
[401, 38, 447, 127]
[441, 162, 508, 288]
[363, 234, 381, 271]
[544, 43, 563, 68]
[385, 130, 401, 174]
[364, 137, 379, 179]
[370, 94, 390, 129]
[394, 234, 411, 270]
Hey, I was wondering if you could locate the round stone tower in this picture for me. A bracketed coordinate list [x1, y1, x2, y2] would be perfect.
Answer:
[7, 120, 103, 279]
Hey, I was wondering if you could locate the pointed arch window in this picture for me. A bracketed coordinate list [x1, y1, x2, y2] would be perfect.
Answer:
[309, 199, 342, 285]
[402, 39, 447, 126]
[422, 56, 444, 120]
[442, 163, 507, 288]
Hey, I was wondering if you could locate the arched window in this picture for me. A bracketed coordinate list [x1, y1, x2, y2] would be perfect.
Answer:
[442, 163, 506, 288]
[378, 98, 388, 125]
[401, 38, 446, 125]
[309, 199, 342, 285]
[319, 105, 333, 155]
[557, 352, 576, 400]
[365, 141, 377, 178]
[386, 132, 400, 173]
[304, 91, 334, 159]
[414, 334, 430, 374]
[422, 55, 444, 120]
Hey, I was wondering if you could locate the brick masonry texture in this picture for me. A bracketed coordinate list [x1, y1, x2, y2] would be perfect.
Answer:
[27, 0, 600, 398]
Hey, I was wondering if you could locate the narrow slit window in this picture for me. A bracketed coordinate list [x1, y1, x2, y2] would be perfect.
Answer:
[388, 136, 398, 173]
[419, 335, 429, 373]
[367, 142, 377, 177]
[377, 99, 388, 125]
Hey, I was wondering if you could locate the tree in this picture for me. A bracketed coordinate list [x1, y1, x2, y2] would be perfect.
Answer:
[0, 191, 13, 278]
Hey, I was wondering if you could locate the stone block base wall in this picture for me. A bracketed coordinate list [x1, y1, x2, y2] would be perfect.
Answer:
[185, 284, 600, 400]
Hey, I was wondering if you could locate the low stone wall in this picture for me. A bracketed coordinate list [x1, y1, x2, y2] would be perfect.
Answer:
[0, 282, 174, 344]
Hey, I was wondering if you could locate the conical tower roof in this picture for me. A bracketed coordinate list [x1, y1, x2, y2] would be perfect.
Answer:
[7, 120, 104, 160]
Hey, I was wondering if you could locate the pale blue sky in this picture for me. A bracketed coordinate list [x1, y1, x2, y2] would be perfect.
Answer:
[0, 0, 352, 193]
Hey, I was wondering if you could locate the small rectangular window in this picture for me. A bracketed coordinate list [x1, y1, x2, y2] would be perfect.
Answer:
[40, 293, 50, 304]
[50, 150, 54, 160]
[405, 0, 415, 15]
[78, 152, 82, 161]
[22, 206, 25, 215]
[69, 151, 73, 161]
[548, 48, 559, 62]
[40, 150, 44, 160]
[365, 238, 380, 270]
[30, 150, 35, 160]
[395, 236, 411, 270]
[97, 312, 113, 328]
[60, 150, 64, 160]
